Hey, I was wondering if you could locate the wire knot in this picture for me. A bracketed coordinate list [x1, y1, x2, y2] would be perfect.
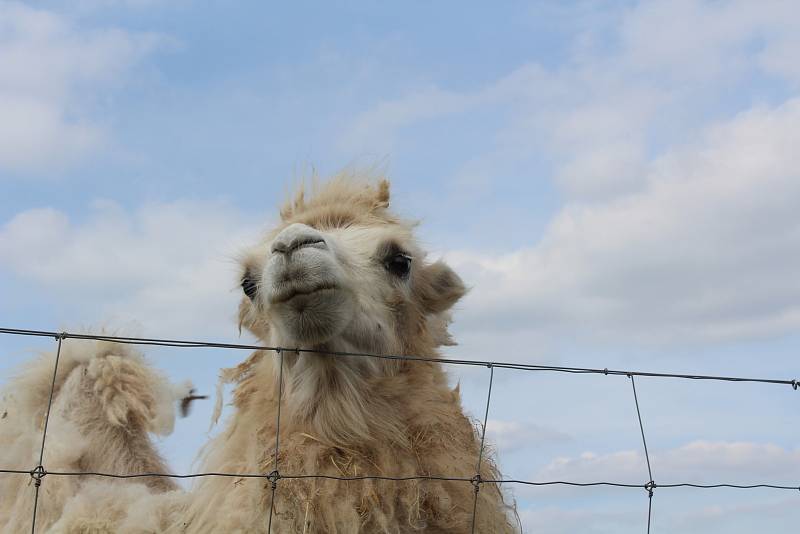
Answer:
[603, 368, 609, 375]
[792, 379, 798, 390]
[55, 331, 67, 341]
[30, 465, 46, 487]
[267, 470, 280, 490]
[644, 480, 656, 497]
[470, 474, 482, 494]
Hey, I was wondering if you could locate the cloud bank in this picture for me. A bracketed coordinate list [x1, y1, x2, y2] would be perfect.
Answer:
[0, 2, 161, 172]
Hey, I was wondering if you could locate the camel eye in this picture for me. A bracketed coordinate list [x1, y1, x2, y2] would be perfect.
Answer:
[385, 253, 412, 279]
[241, 276, 258, 300]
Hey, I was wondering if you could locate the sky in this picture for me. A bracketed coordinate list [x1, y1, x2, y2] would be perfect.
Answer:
[1, 0, 799, 532]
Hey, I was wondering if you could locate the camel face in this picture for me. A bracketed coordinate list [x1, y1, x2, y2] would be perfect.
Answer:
[243, 220, 421, 352]
[238, 178, 466, 357]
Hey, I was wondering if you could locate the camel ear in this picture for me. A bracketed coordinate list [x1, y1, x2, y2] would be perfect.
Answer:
[416, 261, 467, 314]
[374, 179, 390, 210]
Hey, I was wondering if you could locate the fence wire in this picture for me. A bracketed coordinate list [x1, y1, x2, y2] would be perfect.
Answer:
[0, 327, 797, 533]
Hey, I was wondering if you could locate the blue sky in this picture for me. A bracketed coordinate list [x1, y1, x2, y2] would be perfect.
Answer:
[1, 1, 799, 532]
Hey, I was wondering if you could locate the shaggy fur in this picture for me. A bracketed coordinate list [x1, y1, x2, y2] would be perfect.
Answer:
[0, 176, 517, 533]
[0, 339, 184, 532]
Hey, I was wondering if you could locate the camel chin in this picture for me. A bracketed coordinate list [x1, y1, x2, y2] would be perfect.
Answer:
[269, 287, 356, 346]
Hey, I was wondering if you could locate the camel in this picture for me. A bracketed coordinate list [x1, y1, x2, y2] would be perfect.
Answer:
[0, 176, 517, 533]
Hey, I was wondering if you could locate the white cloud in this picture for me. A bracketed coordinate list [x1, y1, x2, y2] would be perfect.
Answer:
[517, 506, 641, 534]
[446, 97, 800, 344]
[517, 0, 800, 200]
[485, 419, 571, 454]
[504, 441, 800, 532]
[0, 2, 162, 172]
[0, 200, 260, 338]
[515, 488, 799, 534]
[512, 441, 800, 533]
[537, 440, 800, 485]
[340, 0, 800, 201]
[662, 497, 799, 533]
[619, 0, 800, 85]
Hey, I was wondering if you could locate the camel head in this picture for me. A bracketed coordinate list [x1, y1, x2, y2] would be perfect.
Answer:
[236, 177, 467, 443]
[238, 176, 466, 358]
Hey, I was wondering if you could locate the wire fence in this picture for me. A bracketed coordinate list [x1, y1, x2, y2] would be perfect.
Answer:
[0, 326, 798, 533]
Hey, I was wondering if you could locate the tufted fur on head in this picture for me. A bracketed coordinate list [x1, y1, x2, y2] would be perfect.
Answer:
[279, 175, 392, 225]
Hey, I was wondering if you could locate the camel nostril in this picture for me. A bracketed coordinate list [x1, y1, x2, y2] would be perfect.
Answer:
[290, 237, 325, 251]
[271, 223, 328, 255]
[272, 237, 327, 254]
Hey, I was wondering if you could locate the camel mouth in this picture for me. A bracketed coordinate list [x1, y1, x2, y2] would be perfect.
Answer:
[269, 283, 339, 304]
